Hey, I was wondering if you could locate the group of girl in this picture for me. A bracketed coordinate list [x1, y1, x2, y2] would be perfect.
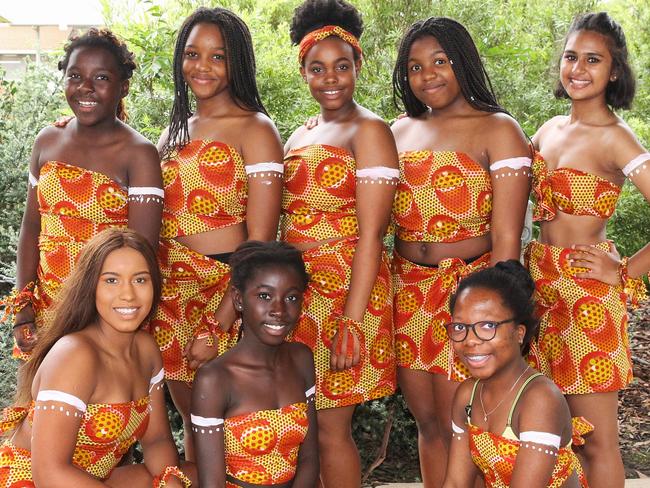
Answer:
[1, 0, 648, 487]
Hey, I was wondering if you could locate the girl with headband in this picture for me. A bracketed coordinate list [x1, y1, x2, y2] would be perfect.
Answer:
[281, 0, 399, 486]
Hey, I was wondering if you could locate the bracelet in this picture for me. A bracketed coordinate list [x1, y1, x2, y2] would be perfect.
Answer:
[193, 320, 222, 347]
[152, 465, 191, 487]
[1, 281, 37, 323]
[12, 320, 34, 329]
[618, 257, 648, 308]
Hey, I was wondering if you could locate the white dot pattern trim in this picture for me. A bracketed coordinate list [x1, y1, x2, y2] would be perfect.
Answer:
[36, 390, 87, 412]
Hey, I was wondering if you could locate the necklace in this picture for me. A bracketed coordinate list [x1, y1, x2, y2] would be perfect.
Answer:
[479, 365, 530, 422]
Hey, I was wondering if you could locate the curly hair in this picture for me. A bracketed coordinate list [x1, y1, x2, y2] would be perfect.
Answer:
[392, 17, 507, 118]
[58, 28, 136, 121]
[554, 12, 635, 110]
[450, 260, 539, 355]
[161, 7, 267, 159]
[290, 0, 364, 48]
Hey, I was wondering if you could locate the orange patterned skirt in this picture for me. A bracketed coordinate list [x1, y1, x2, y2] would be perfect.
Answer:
[0, 443, 34, 487]
[525, 240, 633, 394]
[392, 251, 491, 381]
[149, 238, 239, 382]
[290, 237, 396, 409]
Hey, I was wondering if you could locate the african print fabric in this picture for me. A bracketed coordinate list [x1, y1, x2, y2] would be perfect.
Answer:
[393, 252, 490, 380]
[160, 140, 247, 238]
[154, 140, 247, 382]
[224, 402, 308, 486]
[281, 144, 359, 243]
[15, 161, 129, 359]
[393, 151, 492, 243]
[0, 396, 150, 483]
[150, 239, 239, 382]
[531, 152, 620, 221]
[293, 238, 396, 409]
[468, 423, 587, 487]
[298, 25, 363, 64]
[525, 240, 633, 394]
[281, 144, 396, 409]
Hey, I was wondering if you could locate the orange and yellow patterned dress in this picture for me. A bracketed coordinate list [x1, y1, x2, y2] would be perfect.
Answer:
[151, 140, 249, 382]
[459, 373, 589, 487]
[392, 151, 495, 381]
[14, 161, 129, 359]
[0, 393, 151, 485]
[525, 153, 642, 394]
[281, 144, 396, 409]
[223, 402, 309, 486]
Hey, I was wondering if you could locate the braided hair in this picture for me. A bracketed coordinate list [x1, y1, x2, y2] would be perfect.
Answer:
[230, 241, 309, 293]
[450, 260, 539, 355]
[58, 28, 136, 121]
[290, 0, 364, 57]
[162, 7, 267, 159]
[554, 12, 635, 110]
[393, 17, 507, 117]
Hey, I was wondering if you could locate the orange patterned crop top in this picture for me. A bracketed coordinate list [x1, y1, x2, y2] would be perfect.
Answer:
[532, 152, 621, 221]
[191, 386, 315, 486]
[281, 144, 398, 243]
[161, 140, 249, 239]
[37, 161, 129, 242]
[0, 369, 164, 481]
[393, 151, 494, 243]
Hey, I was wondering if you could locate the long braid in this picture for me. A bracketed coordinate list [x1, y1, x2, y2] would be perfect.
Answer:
[162, 7, 268, 159]
[393, 17, 508, 118]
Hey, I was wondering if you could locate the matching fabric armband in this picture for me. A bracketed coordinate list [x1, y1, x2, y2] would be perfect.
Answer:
[193, 320, 222, 347]
[128, 187, 164, 205]
[1, 281, 37, 323]
[152, 465, 191, 488]
[618, 257, 648, 308]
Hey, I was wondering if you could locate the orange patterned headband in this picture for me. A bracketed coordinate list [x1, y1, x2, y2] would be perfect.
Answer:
[298, 25, 363, 64]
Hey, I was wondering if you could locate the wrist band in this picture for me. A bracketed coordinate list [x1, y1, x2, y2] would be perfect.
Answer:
[337, 316, 363, 359]
[193, 320, 222, 347]
[618, 257, 648, 308]
[153, 465, 191, 487]
[1, 281, 37, 323]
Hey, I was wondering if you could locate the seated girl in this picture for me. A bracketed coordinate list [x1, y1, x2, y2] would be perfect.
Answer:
[191, 241, 318, 488]
[443, 261, 587, 488]
[0, 228, 193, 487]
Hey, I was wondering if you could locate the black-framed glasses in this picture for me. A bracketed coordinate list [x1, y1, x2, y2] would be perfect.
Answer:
[445, 318, 517, 342]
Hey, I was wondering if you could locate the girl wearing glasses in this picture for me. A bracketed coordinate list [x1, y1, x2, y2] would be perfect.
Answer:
[443, 261, 588, 488]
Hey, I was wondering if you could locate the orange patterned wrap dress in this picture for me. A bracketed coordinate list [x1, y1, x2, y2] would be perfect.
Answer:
[392, 151, 494, 381]
[13, 161, 129, 359]
[525, 153, 646, 393]
[281, 144, 396, 409]
[151, 140, 251, 382]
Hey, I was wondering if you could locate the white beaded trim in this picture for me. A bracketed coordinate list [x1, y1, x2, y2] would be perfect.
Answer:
[245, 162, 284, 175]
[493, 169, 531, 179]
[36, 390, 87, 412]
[489, 157, 532, 171]
[190, 414, 224, 434]
[33, 403, 83, 418]
[357, 178, 399, 186]
[522, 443, 559, 456]
[29, 172, 39, 188]
[622, 153, 649, 177]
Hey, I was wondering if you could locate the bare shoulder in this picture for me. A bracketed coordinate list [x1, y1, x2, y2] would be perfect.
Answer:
[134, 330, 164, 371]
[483, 112, 525, 135]
[285, 124, 310, 151]
[534, 115, 567, 146]
[35, 333, 99, 392]
[33, 125, 64, 154]
[518, 374, 568, 416]
[353, 111, 393, 143]
[157, 126, 170, 153]
[286, 341, 314, 367]
[390, 113, 413, 136]
[194, 353, 233, 392]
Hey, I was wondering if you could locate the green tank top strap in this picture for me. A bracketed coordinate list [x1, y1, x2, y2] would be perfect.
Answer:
[467, 379, 481, 423]
[506, 372, 544, 427]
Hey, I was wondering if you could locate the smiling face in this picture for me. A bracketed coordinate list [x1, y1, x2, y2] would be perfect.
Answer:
[182, 22, 229, 101]
[95, 246, 154, 335]
[300, 36, 360, 112]
[64, 46, 127, 125]
[560, 30, 615, 104]
[407, 35, 464, 111]
[233, 264, 305, 347]
[451, 287, 525, 380]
